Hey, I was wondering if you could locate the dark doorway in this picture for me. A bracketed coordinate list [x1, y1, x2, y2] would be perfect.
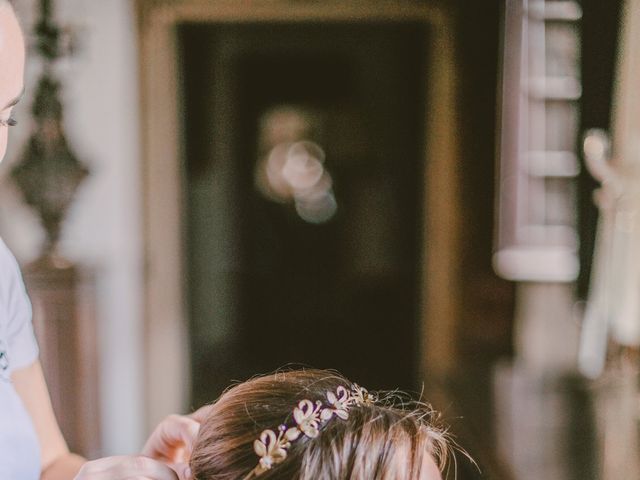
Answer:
[180, 22, 427, 407]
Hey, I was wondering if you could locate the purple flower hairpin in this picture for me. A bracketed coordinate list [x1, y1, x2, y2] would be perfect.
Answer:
[243, 384, 376, 479]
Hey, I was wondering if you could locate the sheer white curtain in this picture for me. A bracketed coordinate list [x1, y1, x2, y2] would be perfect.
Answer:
[579, 2, 640, 477]
[580, 0, 640, 377]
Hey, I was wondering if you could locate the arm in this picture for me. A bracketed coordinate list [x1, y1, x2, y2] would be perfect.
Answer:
[2, 243, 190, 479]
[1, 242, 82, 478]
[13, 360, 188, 480]
[11, 360, 85, 480]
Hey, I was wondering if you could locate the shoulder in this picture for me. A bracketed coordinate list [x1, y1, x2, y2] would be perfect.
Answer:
[0, 237, 21, 283]
[0, 237, 15, 261]
[0, 237, 26, 311]
[0, 237, 38, 371]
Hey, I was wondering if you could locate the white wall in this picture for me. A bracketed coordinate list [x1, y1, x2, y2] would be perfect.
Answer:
[0, 0, 145, 456]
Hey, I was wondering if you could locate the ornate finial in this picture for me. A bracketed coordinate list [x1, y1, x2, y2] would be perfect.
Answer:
[11, 0, 88, 259]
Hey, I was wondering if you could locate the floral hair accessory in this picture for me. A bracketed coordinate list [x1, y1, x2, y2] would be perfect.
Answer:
[243, 383, 376, 479]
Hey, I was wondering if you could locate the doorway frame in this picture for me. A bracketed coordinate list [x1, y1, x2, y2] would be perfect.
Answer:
[136, 0, 462, 431]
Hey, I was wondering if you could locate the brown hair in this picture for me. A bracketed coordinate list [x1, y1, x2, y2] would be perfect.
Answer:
[190, 369, 450, 480]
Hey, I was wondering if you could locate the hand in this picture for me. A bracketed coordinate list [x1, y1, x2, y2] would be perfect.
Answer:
[141, 409, 211, 478]
[142, 414, 200, 465]
[74, 455, 183, 480]
[73, 409, 207, 480]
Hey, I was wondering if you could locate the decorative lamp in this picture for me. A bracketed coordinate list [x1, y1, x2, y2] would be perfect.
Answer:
[11, 0, 88, 259]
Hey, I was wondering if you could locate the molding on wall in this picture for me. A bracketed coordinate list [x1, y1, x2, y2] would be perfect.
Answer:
[421, 15, 461, 387]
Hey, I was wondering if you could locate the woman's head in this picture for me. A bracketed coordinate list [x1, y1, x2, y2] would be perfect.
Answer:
[191, 369, 449, 480]
[0, 0, 24, 162]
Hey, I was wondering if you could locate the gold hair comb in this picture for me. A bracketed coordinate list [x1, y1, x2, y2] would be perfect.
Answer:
[243, 384, 376, 479]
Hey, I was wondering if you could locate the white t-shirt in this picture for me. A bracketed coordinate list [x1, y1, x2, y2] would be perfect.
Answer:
[0, 238, 41, 479]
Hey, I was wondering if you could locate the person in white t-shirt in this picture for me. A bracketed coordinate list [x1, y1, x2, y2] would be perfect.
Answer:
[1, 2, 203, 479]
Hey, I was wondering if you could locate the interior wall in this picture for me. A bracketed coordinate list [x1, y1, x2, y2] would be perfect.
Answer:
[0, 0, 145, 456]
